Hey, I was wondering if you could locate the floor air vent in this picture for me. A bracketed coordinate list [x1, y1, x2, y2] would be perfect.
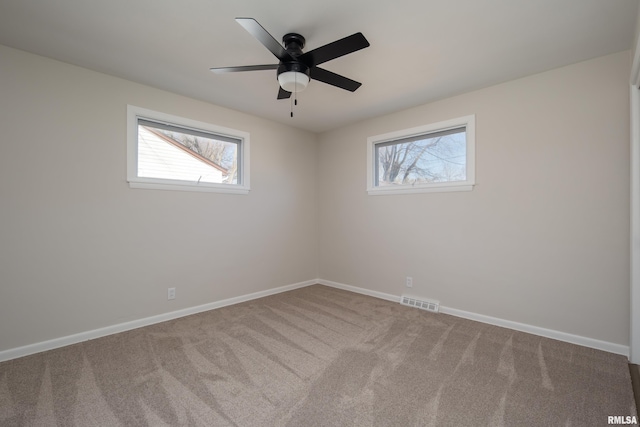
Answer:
[400, 296, 440, 313]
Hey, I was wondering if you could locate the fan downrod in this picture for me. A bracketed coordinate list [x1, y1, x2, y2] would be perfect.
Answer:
[282, 33, 305, 54]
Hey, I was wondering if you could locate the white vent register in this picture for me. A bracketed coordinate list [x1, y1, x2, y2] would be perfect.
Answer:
[400, 296, 440, 313]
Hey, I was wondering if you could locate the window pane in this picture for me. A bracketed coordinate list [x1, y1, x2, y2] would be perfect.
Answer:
[375, 127, 466, 186]
[137, 121, 240, 184]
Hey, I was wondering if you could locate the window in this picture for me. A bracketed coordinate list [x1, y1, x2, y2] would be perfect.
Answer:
[127, 105, 250, 194]
[367, 115, 475, 195]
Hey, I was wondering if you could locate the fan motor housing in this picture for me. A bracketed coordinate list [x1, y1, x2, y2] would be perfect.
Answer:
[277, 33, 310, 81]
[277, 61, 310, 78]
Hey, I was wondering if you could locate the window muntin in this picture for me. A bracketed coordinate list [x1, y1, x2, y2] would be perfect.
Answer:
[127, 106, 250, 194]
[367, 115, 475, 195]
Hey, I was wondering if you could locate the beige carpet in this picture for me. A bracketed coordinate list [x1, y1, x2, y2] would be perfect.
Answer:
[0, 284, 636, 426]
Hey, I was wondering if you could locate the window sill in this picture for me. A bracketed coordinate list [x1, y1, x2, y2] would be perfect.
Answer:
[128, 181, 250, 194]
[367, 184, 474, 195]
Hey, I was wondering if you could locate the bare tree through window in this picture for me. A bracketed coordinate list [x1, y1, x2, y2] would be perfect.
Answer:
[376, 127, 466, 186]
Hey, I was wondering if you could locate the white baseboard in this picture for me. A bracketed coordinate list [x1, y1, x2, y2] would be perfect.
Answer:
[439, 306, 629, 356]
[0, 280, 316, 363]
[317, 279, 630, 357]
[317, 279, 401, 303]
[1, 278, 630, 362]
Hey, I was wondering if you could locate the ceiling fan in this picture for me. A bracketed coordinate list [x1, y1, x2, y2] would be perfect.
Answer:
[210, 18, 370, 101]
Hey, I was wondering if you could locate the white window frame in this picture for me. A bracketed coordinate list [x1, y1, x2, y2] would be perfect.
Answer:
[366, 115, 475, 195]
[127, 105, 250, 194]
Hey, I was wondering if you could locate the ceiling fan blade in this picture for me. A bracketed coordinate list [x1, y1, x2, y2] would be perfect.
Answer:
[310, 67, 362, 92]
[300, 33, 369, 67]
[235, 18, 293, 62]
[277, 87, 292, 99]
[210, 64, 279, 73]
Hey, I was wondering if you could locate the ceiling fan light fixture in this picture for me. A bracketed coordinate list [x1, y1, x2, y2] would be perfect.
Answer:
[278, 71, 310, 93]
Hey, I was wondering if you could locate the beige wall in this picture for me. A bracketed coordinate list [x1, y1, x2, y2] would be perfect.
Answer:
[0, 44, 632, 354]
[318, 51, 631, 346]
[0, 45, 319, 352]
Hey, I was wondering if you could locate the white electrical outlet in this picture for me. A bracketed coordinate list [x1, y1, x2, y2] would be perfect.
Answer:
[406, 277, 413, 288]
[168, 287, 176, 300]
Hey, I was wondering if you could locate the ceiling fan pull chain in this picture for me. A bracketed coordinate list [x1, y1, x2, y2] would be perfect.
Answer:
[291, 73, 298, 117]
[290, 86, 299, 117]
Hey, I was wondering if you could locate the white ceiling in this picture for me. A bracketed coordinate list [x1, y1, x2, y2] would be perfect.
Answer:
[0, 0, 637, 133]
